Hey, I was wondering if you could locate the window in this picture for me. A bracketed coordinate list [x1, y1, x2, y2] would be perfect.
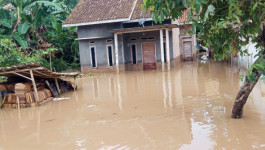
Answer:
[131, 44, 137, 64]
[148, 37, 155, 40]
[90, 47, 97, 68]
[141, 37, 155, 40]
[163, 42, 167, 63]
[106, 39, 113, 43]
[107, 45, 113, 66]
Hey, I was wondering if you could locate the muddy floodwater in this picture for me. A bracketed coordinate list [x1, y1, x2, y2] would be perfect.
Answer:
[0, 61, 265, 150]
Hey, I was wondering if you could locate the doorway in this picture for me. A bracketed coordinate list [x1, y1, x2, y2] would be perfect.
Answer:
[142, 42, 156, 70]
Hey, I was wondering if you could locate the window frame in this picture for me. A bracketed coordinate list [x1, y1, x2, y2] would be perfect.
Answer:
[106, 44, 114, 67]
[130, 43, 137, 64]
[90, 46, 97, 68]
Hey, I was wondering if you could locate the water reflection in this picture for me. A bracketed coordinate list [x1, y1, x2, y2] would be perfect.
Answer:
[0, 61, 264, 149]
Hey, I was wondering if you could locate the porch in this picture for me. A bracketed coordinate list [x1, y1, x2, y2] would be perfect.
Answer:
[109, 24, 178, 72]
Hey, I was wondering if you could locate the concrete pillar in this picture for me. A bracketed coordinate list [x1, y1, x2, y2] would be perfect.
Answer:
[172, 27, 180, 63]
[192, 27, 197, 59]
[166, 28, 170, 71]
[114, 33, 119, 72]
[160, 29, 165, 71]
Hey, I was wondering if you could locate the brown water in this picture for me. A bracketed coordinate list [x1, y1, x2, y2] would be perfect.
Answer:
[0, 61, 265, 150]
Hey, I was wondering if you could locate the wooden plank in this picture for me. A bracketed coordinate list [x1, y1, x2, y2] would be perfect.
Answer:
[13, 72, 32, 81]
[30, 70, 40, 104]
[45, 80, 57, 97]
[33, 70, 57, 78]
[0, 67, 44, 75]
[109, 24, 177, 34]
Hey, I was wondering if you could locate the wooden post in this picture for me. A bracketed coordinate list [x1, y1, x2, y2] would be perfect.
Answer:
[45, 80, 57, 97]
[166, 28, 170, 71]
[114, 33, 119, 73]
[30, 69, 40, 104]
[160, 29, 165, 71]
[54, 78, 60, 95]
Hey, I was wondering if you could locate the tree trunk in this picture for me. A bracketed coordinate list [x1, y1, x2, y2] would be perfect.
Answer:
[231, 59, 261, 118]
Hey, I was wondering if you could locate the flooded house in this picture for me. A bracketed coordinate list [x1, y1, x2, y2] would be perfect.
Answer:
[63, 0, 197, 73]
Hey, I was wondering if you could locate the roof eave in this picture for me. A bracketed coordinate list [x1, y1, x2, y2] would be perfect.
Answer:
[63, 18, 131, 27]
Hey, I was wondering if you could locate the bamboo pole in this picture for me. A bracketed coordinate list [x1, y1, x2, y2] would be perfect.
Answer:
[30, 69, 40, 104]
[45, 80, 57, 97]
[55, 78, 60, 95]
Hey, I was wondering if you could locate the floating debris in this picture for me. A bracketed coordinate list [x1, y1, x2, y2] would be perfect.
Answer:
[86, 105, 96, 108]
[261, 74, 265, 79]
[53, 97, 71, 101]
[201, 55, 208, 60]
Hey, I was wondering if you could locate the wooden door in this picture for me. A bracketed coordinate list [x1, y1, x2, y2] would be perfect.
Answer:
[142, 42, 156, 70]
[183, 41, 193, 61]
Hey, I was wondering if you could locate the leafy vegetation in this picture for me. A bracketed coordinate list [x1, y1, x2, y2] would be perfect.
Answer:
[0, 0, 80, 72]
[144, 0, 265, 118]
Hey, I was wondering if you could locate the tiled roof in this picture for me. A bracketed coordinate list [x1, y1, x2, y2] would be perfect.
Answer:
[179, 9, 189, 23]
[63, 0, 136, 25]
[63, 0, 188, 26]
[131, 0, 152, 20]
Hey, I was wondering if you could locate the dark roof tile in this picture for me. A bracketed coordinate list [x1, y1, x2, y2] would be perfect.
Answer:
[64, 0, 136, 25]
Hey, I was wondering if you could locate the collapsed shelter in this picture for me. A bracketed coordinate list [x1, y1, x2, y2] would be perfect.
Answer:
[0, 63, 80, 108]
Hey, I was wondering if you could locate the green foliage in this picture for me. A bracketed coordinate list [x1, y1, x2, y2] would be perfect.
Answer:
[12, 33, 28, 49]
[18, 22, 30, 35]
[0, 0, 80, 71]
[144, 0, 265, 81]
[0, 39, 48, 67]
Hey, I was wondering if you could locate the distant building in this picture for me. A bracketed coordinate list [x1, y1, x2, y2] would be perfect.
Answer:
[63, 0, 196, 73]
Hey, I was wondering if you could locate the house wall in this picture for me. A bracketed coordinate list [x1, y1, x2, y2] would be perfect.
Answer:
[77, 23, 122, 38]
[179, 25, 196, 60]
[78, 23, 125, 73]
[239, 40, 259, 69]
[77, 22, 181, 73]
[79, 36, 125, 73]
[123, 30, 174, 63]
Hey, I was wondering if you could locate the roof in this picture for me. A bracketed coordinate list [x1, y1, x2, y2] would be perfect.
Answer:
[63, 0, 189, 27]
[130, 0, 151, 20]
[63, 0, 137, 27]
[179, 9, 189, 23]
[0, 63, 80, 79]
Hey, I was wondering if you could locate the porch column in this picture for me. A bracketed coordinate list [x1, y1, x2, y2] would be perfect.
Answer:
[166, 28, 170, 71]
[114, 33, 119, 72]
[160, 29, 165, 71]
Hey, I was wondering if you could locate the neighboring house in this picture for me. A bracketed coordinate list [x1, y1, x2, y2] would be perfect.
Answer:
[63, 0, 196, 73]
[238, 41, 259, 69]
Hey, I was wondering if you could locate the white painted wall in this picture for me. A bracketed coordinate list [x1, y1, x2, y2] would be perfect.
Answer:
[239, 40, 259, 68]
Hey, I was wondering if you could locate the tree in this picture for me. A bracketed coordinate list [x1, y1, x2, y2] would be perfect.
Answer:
[0, 0, 80, 71]
[144, 0, 265, 118]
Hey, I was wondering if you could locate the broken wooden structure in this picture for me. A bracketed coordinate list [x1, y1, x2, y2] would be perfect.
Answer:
[0, 63, 80, 108]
